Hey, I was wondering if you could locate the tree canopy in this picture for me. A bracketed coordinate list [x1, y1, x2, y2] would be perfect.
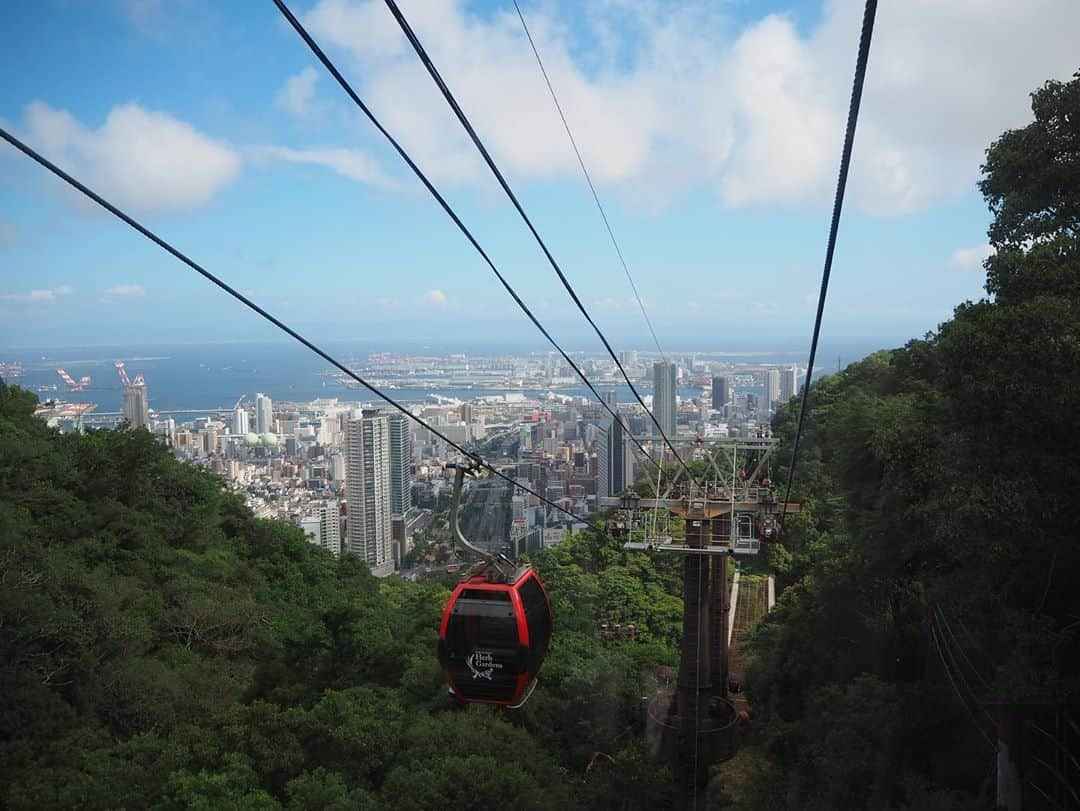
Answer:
[736, 70, 1080, 810]
[0, 380, 682, 809]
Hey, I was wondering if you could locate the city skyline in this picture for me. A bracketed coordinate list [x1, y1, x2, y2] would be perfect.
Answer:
[25, 343, 802, 576]
[3, 340, 832, 413]
[3, 1, 1079, 350]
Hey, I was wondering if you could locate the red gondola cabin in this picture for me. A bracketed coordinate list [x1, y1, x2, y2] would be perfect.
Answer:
[437, 567, 552, 707]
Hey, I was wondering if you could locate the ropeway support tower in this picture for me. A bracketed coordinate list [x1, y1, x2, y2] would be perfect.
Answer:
[600, 434, 798, 809]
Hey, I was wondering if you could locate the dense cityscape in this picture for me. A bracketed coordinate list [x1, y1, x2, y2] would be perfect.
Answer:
[26, 351, 801, 576]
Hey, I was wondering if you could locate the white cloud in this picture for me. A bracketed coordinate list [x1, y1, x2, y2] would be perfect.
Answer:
[303, 0, 406, 61]
[105, 283, 146, 296]
[275, 67, 321, 117]
[302, 0, 734, 194]
[300, 0, 1080, 215]
[21, 101, 240, 215]
[422, 289, 447, 304]
[0, 284, 72, 303]
[948, 244, 993, 271]
[820, 0, 1080, 215]
[723, 16, 837, 207]
[252, 145, 393, 188]
[0, 289, 55, 302]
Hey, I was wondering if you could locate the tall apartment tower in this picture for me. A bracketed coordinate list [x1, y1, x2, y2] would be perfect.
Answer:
[320, 502, 341, 556]
[122, 384, 150, 429]
[301, 502, 342, 557]
[329, 451, 346, 481]
[388, 413, 412, 518]
[255, 393, 273, 434]
[779, 365, 798, 404]
[764, 369, 781, 413]
[597, 416, 634, 497]
[345, 411, 393, 577]
[711, 376, 729, 410]
[652, 360, 677, 438]
[232, 406, 249, 435]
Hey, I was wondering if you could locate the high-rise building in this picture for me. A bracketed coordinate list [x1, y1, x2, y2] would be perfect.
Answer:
[156, 416, 176, 446]
[388, 413, 412, 519]
[780, 365, 798, 404]
[345, 411, 393, 577]
[597, 416, 633, 497]
[201, 426, 218, 454]
[652, 361, 677, 438]
[232, 406, 249, 436]
[764, 369, 780, 412]
[597, 423, 612, 498]
[122, 384, 150, 429]
[300, 501, 342, 557]
[329, 451, 346, 481]
[255, 393, 273, 434]
[711, 376, 729, 410]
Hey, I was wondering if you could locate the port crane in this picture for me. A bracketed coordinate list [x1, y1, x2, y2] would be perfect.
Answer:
[114, 361, 145, 389]
[56, 368, 91, 391]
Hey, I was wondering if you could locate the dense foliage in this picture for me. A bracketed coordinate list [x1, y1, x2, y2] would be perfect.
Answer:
[0, 383, 681, 809]
[737, 72, 1080, 809]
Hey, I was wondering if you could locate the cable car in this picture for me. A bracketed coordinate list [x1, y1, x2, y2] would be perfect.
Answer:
[437, 566, 552, 707]
[437, 461, 553, 708]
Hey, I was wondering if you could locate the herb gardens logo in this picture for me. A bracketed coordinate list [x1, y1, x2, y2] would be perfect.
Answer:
[466, 651, 501, 680]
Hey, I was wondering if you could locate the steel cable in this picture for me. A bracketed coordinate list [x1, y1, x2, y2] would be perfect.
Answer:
[780, 0, 877, 529]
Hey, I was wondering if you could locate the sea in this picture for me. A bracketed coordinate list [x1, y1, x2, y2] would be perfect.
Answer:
[1, 337, 898, 423]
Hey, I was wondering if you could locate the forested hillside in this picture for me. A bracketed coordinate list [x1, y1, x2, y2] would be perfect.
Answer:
[737, 73, 1080, 809]
[0, 381, 680, 809]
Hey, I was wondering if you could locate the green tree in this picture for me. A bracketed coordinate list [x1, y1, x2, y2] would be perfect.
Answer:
[740, 70, 1080, 809]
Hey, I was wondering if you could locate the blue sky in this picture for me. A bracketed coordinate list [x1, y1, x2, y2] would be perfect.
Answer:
[1, 0, 1078, 352]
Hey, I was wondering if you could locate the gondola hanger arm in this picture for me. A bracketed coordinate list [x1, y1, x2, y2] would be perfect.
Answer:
[446, 458, 514, 571]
